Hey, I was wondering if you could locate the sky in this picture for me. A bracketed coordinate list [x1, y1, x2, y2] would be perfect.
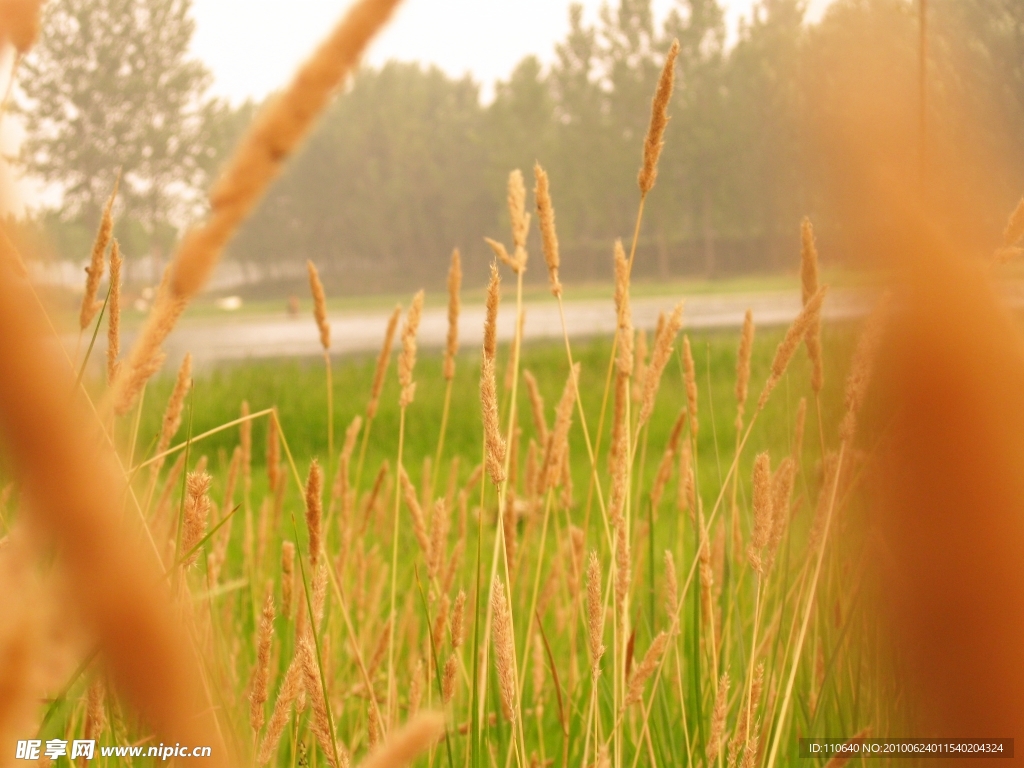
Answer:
[190, 0, 835, 105]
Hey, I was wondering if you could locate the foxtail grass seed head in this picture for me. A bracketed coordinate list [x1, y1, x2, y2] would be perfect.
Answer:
[368, 305, 401, 419]
[111, 0, 402, 419]
[800, 217, 820, 306]
[358, 711, 446, 768]
[491, 580, 518, 722]
[307, 260, 331, 350]
[638, 39, 679, 195]
[306, 460, 323, 567]
[451, 589, 466, 649]
[154, 354, 192, 472]
[484, 237, 518, 273]
[106, 240, 122, 384]
[609, 370, 630, 527]
[522, 370, 549, 444]
[614, 514, 630, 620]
[758, 286, 828, 411]
[250, 586, 275, 734]
[624, 631, 668, 708]
[543, 364, 579, 492]
[587, 551, 605, 673]
[639, 301, 685, 427]
[706, 671, 731, 763]
[683, 335, 699, 438]
[1004, 197, 1024, 247]
[444, 249, 461, 380]
[182, 472, 212, 567]
[398, 290, 424, 408]
[801, 220, 825, 394]
[298, 633, 337, 767]
[534, 163, 562, 298]
[508, 169, 530, 270]
[441, 654, 457, 704]
[678, 438, 695, 516]
[81, 176, 119, 330]
[748, 452, 773, 575]
[792, 396, 807, 463]
[736, 309, 754, 429]
[482, 263, 506, 485]
[484, 261, 500, 361]
[399, 467, 430, 558]
[613, 240, 633, 375]
[84, 676, 105, 742]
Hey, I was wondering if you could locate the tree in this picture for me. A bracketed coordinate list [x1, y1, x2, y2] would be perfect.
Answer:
[19, 0, 213, 258]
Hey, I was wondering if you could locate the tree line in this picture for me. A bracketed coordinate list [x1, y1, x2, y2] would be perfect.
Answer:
[18, 0, 1024, 294]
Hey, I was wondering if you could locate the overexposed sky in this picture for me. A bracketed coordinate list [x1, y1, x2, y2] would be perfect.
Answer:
[190, 0, 834, 105]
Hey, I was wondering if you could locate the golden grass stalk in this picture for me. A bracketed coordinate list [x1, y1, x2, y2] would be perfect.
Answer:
[765, 457, 796, 572]
[307, 260, 331, 351]
[428, 497, 449, 580]
[638, 301, 685, 427]
[491, 579, 518, 723]
[398, 290, 424, 408]
[443, 249, 461, 381]
[543, 363, 579, 492]
[534, 163, 562, 298]
[706, 671, 730, 763]
[442, 654, 458, 704]
[109, 0, 402, 414]
[484, 237, 519, 273]
[398, 467, 430, 559]
[698, 509, 714, 627]
[368, 305, 402, 420]
[152, 354, 192, 477]
[106, 240, 122, 383]
[800, 218, 824, 393]
[757, 286, 828, 412]
[249, 585, 275, 734]
[729, 662, 764, 766]
[0, 0, 43, 52]
[482, 263, 506, 485]
[682, 335, 698, 438]
[623, 631, 668, 708]
[522, 370, 549, 444]
[355, 711, 445, 768]
[508, 169, 530, 270]
[84, 676, 105, 743]
[80, 177, 118, 331]
[678, 440, 695, 516]
[614, 512, 630, 620]
[182, 471, 211, 568]
[257, 661, 302, 764]
[747, 452, 772, 575]
[306, 460, 323, 568]
[638, 39, 679, 195]
[609, 370, 629, 527]
[299, 632, 338, 767]
[735, 309, 754, 431]
[613, 240, 633, 375]
[451, 589, 466, 649]
[0, 254, 227, 759]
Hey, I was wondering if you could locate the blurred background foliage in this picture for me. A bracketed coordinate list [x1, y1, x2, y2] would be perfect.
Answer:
[14, 0, 1024, 295]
